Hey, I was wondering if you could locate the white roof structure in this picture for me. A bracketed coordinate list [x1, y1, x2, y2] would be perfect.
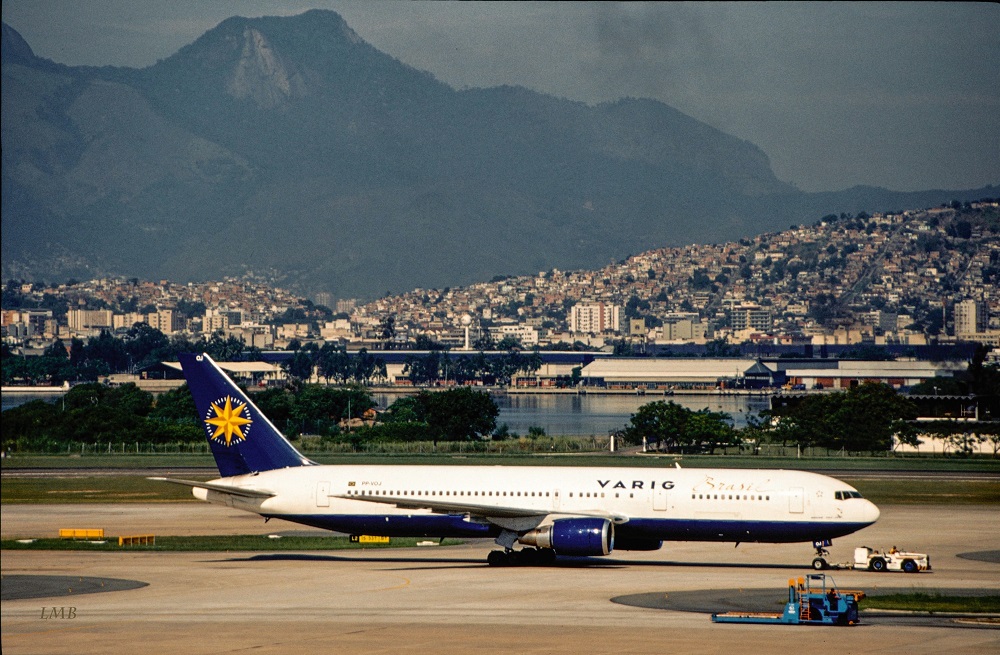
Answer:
[581, 358, 759, 384]
[781, 359, 963, 389]
[161, 361, 284, 384]
[162, 361, 282, 374]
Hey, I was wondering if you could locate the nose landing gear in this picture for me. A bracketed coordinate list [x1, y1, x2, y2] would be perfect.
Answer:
[811, 539, 832, 570]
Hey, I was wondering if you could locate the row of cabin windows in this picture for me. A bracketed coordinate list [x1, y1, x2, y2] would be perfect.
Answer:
[345, 490, 629, 499]
[345, 490, 779, 502]
[691, 493, 770, 501]
[348, 490, 552, 498]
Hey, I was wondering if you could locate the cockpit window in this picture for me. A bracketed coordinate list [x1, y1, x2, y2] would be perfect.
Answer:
[835, 490, 864, 500]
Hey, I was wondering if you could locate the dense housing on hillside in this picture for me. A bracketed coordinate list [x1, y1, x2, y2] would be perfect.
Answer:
[2, 201, 998, 358]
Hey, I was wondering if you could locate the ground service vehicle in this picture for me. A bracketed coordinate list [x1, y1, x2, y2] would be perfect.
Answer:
[813, 546, 930, 573]
[712, 574, 865, 626]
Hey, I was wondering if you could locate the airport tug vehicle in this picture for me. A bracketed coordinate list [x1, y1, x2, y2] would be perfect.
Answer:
[712, 574, 865, 626]
[812, 544, 931, 573]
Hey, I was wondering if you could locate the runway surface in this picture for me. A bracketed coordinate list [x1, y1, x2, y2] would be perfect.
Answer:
[2, 503, 998, 654]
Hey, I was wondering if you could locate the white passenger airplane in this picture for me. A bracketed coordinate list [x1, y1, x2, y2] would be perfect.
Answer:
[155, 353, 880, 567]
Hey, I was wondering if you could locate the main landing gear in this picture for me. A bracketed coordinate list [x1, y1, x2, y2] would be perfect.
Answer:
[487, 528, 558, 566]
[487, 547, 557, 567]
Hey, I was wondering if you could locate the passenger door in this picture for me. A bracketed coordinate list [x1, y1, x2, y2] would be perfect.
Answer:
[316, 481, 330, 507]
[653, 488, 668, 511]
[789, 487, 804, 514]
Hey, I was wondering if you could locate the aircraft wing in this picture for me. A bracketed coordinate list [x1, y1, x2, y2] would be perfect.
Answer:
[149, 477, 276, 499]
[334, 493, 630, 524]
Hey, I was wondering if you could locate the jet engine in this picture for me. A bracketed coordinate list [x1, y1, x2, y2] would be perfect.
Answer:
[518, 518, 614, 556]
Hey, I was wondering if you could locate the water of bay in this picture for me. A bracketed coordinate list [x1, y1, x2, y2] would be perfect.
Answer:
[374, 392, 770, 437]
[1, 392, 66, 412]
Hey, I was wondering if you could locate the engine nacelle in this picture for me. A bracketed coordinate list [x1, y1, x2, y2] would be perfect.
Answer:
[518, 518, 614, 556]
[613, 537, 663, 551]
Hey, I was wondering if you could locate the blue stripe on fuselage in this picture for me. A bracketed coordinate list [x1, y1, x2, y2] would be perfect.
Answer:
[618, 518, 874, 543]
[270, 514, 501, 539]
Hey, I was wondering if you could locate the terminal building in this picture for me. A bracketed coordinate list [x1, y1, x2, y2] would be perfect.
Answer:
[576, 358, 965, 391]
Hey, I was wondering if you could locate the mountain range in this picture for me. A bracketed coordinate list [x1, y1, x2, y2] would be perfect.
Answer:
[1, 10, 993, 299]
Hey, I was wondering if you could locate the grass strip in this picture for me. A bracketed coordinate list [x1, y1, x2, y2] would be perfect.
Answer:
[0, 476, 210, 503]
[862, 592, 1000, 614]
[1, 535, 462, 552]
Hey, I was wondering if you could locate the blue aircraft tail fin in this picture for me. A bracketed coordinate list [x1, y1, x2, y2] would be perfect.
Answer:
[178, 353, 314, 477]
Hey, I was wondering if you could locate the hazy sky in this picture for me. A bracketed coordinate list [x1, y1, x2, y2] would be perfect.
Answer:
[4, 1, 998, 193]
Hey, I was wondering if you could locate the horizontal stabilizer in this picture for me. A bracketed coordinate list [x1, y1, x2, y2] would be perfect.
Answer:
[148, 477, 276, 498]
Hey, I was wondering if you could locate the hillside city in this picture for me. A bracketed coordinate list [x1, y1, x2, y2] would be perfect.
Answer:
[3, 200, 999, 356]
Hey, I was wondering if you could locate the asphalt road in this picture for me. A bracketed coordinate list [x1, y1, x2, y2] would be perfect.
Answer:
[2, 501, 998, 654]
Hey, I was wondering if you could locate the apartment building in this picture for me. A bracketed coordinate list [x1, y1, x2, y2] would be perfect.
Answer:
[570, 303, 621, 335]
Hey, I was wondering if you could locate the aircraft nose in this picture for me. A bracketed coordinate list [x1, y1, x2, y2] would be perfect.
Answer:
[862, 500, 880, 525]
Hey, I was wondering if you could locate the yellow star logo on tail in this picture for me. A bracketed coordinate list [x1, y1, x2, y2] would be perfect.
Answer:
[205, 396, 253, 446]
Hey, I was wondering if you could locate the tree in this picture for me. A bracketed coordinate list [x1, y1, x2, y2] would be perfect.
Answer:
[472, 331, 495, 351]
[613, 339, 634, 356]
[382, 396, 426, 425]
[910, 345, 1000, 396]
[449, 353, 488, 385]
[413, 334, 446, 350]
[289, 385, 374, 436]
[685, 409, 737, 453]
[201, 331, 256, 362]
[767, 383, 918, 454]
[622, 402, 735, 453]
[82, 330, 129, 374]
[122, 323, 170, 369]
[379, 316, 397, 349]
[374, 388, 500, 446]
[149, 384, 198, 424]
[282, 342, 318, 382]
[489, 353, 517, 387]
[403, 352, 441, 385]
[353, 348, 386, 385]
[417, 387, 498, 443]
[317, 343, 352, 384]
[621, 401, 692, 452]
[834, 383, 918, 452]
[496, 335, 522, 351]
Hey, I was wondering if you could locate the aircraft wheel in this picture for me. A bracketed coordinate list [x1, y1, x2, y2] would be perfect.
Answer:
[537, 548, 557, 566]
[487, 550, 509, 567]
[519, 548, 540, 566]
[812, 557, 828, 570]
